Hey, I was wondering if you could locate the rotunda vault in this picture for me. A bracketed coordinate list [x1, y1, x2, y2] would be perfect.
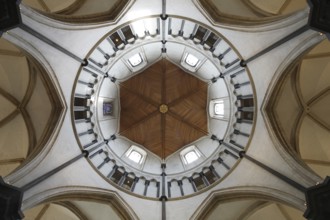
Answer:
[71, 16, 254, 198]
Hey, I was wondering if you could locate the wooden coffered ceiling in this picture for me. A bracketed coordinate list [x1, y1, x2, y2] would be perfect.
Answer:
[119, 59, 208, 158]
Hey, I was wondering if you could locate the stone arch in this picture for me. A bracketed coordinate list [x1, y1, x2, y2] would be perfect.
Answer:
[22, 186, 139, 220]
[22, 0, 133, 24]
[192, 186, 305, 220]
[0, 37, 65, 181]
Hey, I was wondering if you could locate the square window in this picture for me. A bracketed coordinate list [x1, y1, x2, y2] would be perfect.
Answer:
[184, 151, 199, 164]
[128, 53, 143, 67]
[185, 54, 199, 67]
[125, 145, 147, 167]
[103, 101, 113, 116]
[128, 150, 142, 163]
[214, 102, 224, 115]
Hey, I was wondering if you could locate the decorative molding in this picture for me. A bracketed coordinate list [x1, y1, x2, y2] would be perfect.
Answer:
[55, 201, 88, 220]
[238, 201, 269, 220]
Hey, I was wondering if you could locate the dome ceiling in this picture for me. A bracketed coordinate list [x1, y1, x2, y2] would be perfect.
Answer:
[2, 0, 324, 219]
[71, 16, 254, 198]
[120, 58, 208, 158]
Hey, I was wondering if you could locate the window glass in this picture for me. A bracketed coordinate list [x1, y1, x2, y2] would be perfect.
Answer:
[185, 54, 199, 67]
[128, 53, 143, 67]
[103, 101, 113, 116]
[185, 151, 199, 164]
[128, 150, 142, 163]
[214, 102, 224, 115]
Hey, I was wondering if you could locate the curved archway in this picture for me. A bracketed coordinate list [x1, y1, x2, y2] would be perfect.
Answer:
[196, 0, 307, 26]
[0, 38, 64, 178]
[192, 186, 305, 220]
[22, 0, 133, 24]
[245, 202, 304, 220]
[264, 38, 330, 180]
[24, 203, 83, 220]
[22, 186, 138, 220]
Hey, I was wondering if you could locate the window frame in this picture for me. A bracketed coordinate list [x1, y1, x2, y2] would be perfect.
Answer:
[180, 145, 202, 165]
[125, 145, 147, 166]
[214, 100, 224, 116]
[185, 53, 199, 67]
[128, 53, 143, 67]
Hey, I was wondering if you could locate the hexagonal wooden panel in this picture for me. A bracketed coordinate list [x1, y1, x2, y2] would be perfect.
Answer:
[119, 59, 208, 158]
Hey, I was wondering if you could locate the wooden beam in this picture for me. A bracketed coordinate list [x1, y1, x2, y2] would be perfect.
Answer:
[167, 111, 208, 135]
[168, 84, 207, 107]
[121, 84, 159, 107]
[161, 114, 166, 159]
[120, 111, 159, 134]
